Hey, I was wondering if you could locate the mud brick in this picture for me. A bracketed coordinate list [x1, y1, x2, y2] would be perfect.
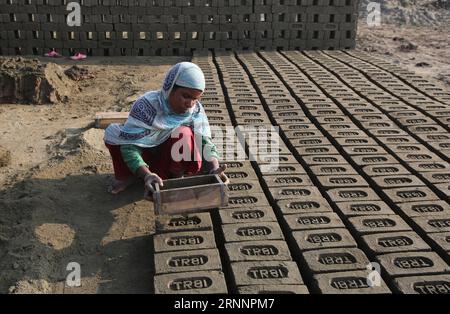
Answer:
[221, 222, 284, 243]
[154, 270, 227, 294]
[275, 198, 333, 215]
[263, 174, 312, 188]
[284, 212, 345, 232]
[226, 193, 270, 209]
[294, 145, 340, 156]
[268, 186, 322, 201]
[316, 116, 353, 125]
[386, 143, 427, 154]
[291, 137, 331, 147]
[219, 207, 277, 224]
[317, 175, 369, 189]
[381, 135, 419, 145]
[327, 187, 380, 203]
[352, 155, 399, 167]
[258, 154, 299, 165]
[302, 248, 370, 274]
[227, 181, 264, 197]
[283, 129, 325, 140]
[348, 214, 412, 235]
[377, 252, 449, 279]
[155, 213, 213, 233]
[225, 240, 292, 262]
[154, 230, 216, 253]
[395, 151, 442, 163]
[393, 275, 450, 294]
[435, 182, 450, 197]
[428, 232, 450, 256]
[412, 216, 450, 234]
[225, 169, 259, 182]
[360, 120, 397, 129]
[384, 186, 440, 204]
[292, 228, 357, 253]
[389, 110, 424, 120]
[408, 161, 450, 173]
[372, 175, 426, 189]
[369, 128, 409, 137]
[302, 155, 348, 166]
[310, 165, 358, 177]
[342, 145, 388, 156]
[397, 201, 450, 218]
[230, 261, 303, 287]
[416, 133, 450, 144]
[278, 122, 315, 129]
[321, 123, 360, 131]
[312, 271, 391, 294]
[154, 248, 222, 274]
[408, 125, 447, 134]
[238, 285, 309, 294]
[308, 108, 343, 117]
[362, 164, 411, 177]
[259, 163, 306, 176]
[327, 129, 368, 138]
[361, 231, 431, 255]
[334, 201, 396, 217]
[335, 137, 378, 147]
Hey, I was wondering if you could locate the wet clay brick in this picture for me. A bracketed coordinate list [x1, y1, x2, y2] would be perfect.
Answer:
[385, 143, 427, 154]
[154, 248, 222, 274]
[302, 155, 348, 166]
[226, 170, 259, 182]
[310, 164, 359, 176]
[237, 285, 309, 294]
[317, 175, 369, 189]
[294, 145, 340, 156]
[421, 172, 450, 184]
[219, 207, 277, 224]
[362, 164, 411, 177]
[428, 232, 450, 255]
[291, 137, 331, 147]
[327, 130, 368, 138]
[436, 183, 450, 197]
[312, 271, 391, 294]
[412, 216, 450, 233]
[397, 201, 450, 218]
[154, 231, 217, 253]
[283, 212, 345, 232]
[335, 137, 378, 147]
[221, 222, 285, 243]
[268, 186, 322, 201]
[342, 145, 388, 156]
[361, 231, 431, 255]
[292, 229, 357, 252]
[259, 163, 307, 176]
[224, 240, 292, 262]
[408, 161, 450, 173]
[225, 193, 271, 209]
[156, 213, 212, 234]
[383, 187, 440, 204]
[352, 155, 399, 166]
[393, 275, 450, 294]
[334, 201, 396, 217]
[258, 154, 298, 165]
[381, 136, 418, 145]
[275, 198, 333, 215]
[230, 261, 303, 287]
[263, 174, 312, 188]
[327, 187, 381, 203]
[395, 152, 441, 163]
[154, 270, 227, 294]
[226, 180, 265, 197]
[283, 129, 324, 139]
[302, 248, 370, 274]
[371, 175, 426, 189]
[377, 252, 450, 279]
[348, 215, 412, 235]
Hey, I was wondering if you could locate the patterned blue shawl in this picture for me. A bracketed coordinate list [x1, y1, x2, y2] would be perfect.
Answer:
[104, 62, 211, 148]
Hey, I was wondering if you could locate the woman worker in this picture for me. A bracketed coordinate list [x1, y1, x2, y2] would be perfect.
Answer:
[104, 62, 228, 196]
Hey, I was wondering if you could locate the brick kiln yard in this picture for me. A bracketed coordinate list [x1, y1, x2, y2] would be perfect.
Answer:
[1, 27, 450, 294]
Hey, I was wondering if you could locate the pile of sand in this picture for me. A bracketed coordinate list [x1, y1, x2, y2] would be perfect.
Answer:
[0, 57, 75, 104]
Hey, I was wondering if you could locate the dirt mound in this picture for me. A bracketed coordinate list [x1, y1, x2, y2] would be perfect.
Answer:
[64, 66, 94, 82]
[359, 0, 450, 26]
[0, 57, 74, 104]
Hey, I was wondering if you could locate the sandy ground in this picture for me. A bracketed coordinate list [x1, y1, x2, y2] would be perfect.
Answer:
[0, 22, 449, 293]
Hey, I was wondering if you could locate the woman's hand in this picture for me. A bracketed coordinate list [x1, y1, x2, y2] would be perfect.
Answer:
[209, 164, 230, 185]
[144, 172, 164, 201]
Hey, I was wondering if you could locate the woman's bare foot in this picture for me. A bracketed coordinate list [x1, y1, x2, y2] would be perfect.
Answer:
[107, 177, 137, 195]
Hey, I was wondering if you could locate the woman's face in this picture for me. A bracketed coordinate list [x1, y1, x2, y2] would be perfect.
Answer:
[169, 87, 203, 114]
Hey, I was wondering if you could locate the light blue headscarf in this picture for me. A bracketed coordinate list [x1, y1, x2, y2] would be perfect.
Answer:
[104, 62, 211, 148]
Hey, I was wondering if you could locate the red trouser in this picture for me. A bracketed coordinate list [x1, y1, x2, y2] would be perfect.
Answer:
[105, 126, 202, 180]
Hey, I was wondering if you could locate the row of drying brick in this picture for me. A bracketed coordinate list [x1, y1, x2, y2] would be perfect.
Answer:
[264, 50, 450, 254]
[346, 50, 450, 106]
[214, 52, 392, 293]
[234, 50, 450, 293]
[294, 50, 450, 199]
[302, 50, 450, 159]
[322, 50, 450, 132]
